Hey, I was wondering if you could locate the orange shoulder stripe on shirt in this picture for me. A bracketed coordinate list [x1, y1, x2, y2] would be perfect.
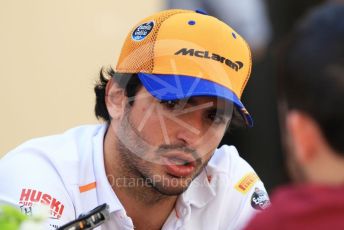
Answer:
[79, 182, 96, 193]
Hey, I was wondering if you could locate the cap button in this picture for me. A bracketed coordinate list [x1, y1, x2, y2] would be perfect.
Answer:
[195, 9, 208, 15]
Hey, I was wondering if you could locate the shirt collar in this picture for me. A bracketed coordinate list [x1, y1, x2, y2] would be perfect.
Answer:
[179, 168, 217, 208]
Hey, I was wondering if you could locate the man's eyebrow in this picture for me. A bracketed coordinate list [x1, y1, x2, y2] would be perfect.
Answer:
[184, 98, 232, 115]
[183, 97, 197, 105]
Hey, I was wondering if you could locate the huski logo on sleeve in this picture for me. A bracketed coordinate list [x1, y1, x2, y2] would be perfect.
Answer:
[18, 188, 64, 219]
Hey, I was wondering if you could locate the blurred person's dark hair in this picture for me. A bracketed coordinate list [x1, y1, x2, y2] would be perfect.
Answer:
[277, 2, 344, 153]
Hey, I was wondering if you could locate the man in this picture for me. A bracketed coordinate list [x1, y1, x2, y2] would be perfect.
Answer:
[244, 2, 344, 230]
[0, 9, 269, 230]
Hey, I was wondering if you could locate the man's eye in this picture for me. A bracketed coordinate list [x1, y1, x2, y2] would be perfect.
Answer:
[160, 100, 182, 110]
[208, 113, 226, 125]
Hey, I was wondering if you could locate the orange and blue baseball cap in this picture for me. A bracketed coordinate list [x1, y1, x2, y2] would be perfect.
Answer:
[116, 9, 253, 128]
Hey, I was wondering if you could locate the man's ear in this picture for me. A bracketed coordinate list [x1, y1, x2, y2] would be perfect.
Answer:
[286, 111, 323, 165]
[105, 78, 126, 120]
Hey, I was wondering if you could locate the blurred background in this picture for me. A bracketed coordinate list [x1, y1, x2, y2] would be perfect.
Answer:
[0, 0, 325, 192]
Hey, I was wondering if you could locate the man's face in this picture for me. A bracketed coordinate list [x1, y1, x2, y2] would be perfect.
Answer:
[113, 86, 232, 196]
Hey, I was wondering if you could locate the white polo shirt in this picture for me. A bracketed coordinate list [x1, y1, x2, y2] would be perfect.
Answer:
[0, 124, 269, 230]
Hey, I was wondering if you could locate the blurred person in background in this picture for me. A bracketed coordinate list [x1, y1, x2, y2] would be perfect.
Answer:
[244, 2, 344, 229]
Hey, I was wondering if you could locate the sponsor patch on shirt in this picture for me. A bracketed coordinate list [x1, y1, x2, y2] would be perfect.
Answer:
[250, 187, 270, 210]
[18, 188, 64, 219]
[234, 172, 259, 194]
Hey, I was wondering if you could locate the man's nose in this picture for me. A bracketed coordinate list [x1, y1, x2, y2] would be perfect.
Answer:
[174, 111, 206, 146]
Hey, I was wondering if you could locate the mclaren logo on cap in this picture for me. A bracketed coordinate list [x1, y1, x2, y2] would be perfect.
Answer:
[175, 48, 244, 72]
[132, 21, 155, 41]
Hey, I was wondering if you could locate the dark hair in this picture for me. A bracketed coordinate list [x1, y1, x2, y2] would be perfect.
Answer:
[94, 67, 142, 121]
[277, 3, 344, 153]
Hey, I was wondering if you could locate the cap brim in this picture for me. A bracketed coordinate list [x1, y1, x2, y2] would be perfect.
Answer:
[138, 73, 253, 128]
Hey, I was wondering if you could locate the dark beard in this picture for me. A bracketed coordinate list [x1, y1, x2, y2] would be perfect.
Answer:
[115, 135, 168, 203]
[113, 105, 208, 203]
[114, 106, 183, 203]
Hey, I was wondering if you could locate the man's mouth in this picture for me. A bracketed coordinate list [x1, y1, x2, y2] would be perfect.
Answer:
[166, 157, 194, 166]
[162, 153, 197, 177]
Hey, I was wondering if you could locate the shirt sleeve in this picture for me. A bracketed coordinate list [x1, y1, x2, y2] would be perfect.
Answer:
[0, 150, 76, 230]
[217, 145, 270, 230]
[233, 180, 270, 230]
